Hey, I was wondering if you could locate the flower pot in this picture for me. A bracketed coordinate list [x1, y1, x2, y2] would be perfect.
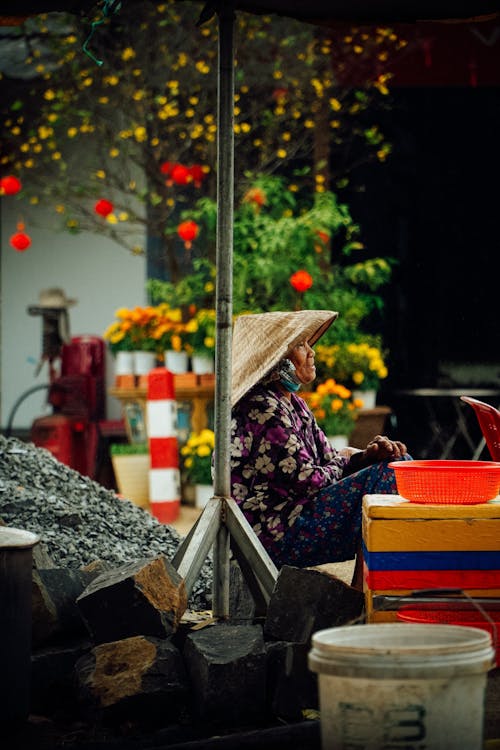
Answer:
[195, 483, 213, 509]
[111, 454, 150, 510]
[133, 350, 156, 376]
[353, 389, 377, 409]
[191, 354, 214, 375]
[115, 351, 134, 375]
[328, 434, 350, 450]
[165, 350, 189, 374]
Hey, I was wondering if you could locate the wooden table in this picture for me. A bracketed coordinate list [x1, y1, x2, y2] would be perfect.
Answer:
[109, 382, 215, 437]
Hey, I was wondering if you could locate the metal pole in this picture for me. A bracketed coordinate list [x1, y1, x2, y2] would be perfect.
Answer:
[173, 3, 277, 614]
[212, 3, 235, 617]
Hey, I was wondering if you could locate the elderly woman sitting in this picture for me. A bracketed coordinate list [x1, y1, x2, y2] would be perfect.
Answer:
[230, 310, 410, 590]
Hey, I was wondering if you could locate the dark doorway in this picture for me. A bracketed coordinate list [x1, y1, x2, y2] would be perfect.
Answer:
[344, 85, 500, 456]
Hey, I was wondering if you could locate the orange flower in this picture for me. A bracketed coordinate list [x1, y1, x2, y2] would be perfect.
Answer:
[290, 270, 313, 293]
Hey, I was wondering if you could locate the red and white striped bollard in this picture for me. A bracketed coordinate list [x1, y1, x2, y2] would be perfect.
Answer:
[146, 367, 180, 523]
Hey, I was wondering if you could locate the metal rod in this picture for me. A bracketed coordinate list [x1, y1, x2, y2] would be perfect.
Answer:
[212, 2, 235, 617]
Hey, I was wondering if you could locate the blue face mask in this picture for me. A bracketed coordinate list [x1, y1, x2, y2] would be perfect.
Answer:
[278, 358, 301, 392]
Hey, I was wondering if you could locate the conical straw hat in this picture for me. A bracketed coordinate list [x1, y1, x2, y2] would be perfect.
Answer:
[231, 310, 338, 406]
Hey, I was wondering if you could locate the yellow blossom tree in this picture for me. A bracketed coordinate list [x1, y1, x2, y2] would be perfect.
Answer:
[0, 1, 406, 281]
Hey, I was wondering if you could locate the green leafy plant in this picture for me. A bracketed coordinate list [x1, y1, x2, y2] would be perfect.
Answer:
[110, 443, 149, 456]
[148, 175, 394, 376]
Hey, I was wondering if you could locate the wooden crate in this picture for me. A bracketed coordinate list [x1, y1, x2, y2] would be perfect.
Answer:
[362, 493, 500, 621]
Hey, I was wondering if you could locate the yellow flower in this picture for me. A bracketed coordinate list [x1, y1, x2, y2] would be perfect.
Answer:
[171, 334, 182, 352]
[134, 126, 147, 142]
[122, 47, 136, 61]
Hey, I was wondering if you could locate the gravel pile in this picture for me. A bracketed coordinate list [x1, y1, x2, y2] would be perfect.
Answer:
[0, 435, 212, 609]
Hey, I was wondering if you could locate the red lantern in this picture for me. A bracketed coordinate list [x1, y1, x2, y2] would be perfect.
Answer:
[177, 219, 199, 250]
[10, 221, 31, 251]
[0, 175, 22, 195]
[95, 198, 113, 217]
[290, 270, 313, 293]
[189, 165, 206, 187]
[170, 164, 191, 185]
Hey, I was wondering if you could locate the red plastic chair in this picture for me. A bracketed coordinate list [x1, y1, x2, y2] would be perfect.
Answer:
[460, 396, 500, 461]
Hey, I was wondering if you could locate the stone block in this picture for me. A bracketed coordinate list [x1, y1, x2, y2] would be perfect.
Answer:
[32, 567, 103, 646]
[75, 635, 188, 725]
[266, 640, 318, 721]
[76, 556, 187, 644]
[30, 638, 91, 715]
[183, 623, 267, 726]
[264, 565, 364, 643]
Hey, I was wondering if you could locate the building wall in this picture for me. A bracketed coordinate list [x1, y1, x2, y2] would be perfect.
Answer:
[1, 203, 147, 431]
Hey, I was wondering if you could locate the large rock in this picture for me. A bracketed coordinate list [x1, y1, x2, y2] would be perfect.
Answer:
[76, 556, 187, 644]
[183, 623, 267, 726]
[75, 635, 188, 725]
[32, 564, 109, 646]
[264, 565, 364, 643]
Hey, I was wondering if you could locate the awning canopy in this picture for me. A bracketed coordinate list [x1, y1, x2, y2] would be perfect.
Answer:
[2, 0, 499, 24]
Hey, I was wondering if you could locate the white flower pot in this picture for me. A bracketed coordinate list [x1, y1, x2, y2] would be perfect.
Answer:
[115, 350, 134, 375]
[328, 434, 350, 450]
[133, 350, 156, 375]
[165, 350, 189, 374]
[353, 389, 377, 409]
[191, 354, 215, 375]
[195, 483, 213, 509]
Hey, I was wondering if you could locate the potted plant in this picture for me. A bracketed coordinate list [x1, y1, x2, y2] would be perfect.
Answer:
[110, 443, 150, 510]
[314, 338, 388, 408]
[103, 306, 162, 383]
[180, 429, 215, 508]
[302, 379, 363, 449]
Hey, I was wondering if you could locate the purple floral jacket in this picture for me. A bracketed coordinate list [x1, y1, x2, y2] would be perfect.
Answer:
[230, 381, 348, 551]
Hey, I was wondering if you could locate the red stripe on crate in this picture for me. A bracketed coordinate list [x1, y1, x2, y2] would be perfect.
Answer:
[365, 569, 500, 590]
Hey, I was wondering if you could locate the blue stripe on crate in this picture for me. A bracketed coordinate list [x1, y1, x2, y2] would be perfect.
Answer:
[362, 545, 500, 571]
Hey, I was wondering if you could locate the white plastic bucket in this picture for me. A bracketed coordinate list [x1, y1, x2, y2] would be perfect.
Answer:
[309, 623, 494, 750]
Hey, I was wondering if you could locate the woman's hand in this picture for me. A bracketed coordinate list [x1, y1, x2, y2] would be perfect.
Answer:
[364, 435, 407, 462]
[345, 435, 407, 475]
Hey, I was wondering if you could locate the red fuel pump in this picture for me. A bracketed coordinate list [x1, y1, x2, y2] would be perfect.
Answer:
[27, 289, 107, 479]
[30, 335, 106, 478]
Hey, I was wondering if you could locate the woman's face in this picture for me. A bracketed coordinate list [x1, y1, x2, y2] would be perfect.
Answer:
[288, 340, 316, 385]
